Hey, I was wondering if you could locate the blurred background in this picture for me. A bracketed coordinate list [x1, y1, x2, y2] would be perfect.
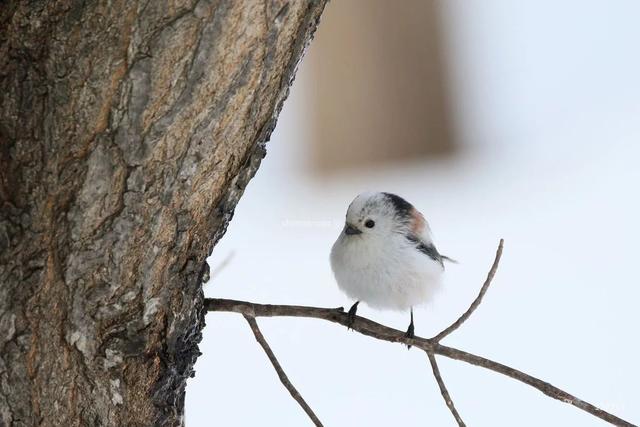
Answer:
[187, 1, 640, 425]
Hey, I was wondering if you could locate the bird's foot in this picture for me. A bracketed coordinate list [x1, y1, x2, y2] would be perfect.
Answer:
[405, 322, 415, 349]
[346, 301, 359, 330]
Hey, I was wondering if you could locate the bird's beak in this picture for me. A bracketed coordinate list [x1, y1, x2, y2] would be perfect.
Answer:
[344, 223, 362, 235]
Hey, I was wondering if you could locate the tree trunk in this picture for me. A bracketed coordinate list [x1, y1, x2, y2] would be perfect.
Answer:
[0, 1, 326, 425]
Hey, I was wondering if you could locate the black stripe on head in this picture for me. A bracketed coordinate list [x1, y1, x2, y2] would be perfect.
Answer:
[382, 192, 413, 222]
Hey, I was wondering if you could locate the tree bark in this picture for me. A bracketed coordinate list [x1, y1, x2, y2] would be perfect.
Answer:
[0, 1, 326, 425]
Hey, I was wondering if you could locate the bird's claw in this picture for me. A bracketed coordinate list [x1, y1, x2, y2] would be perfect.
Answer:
[346, 301, 359, 330]
[405, 323, 415, 349]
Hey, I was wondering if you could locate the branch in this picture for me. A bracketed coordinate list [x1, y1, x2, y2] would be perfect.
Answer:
[435, 344, 635, 426]
[205, 240, 635, 427]
[433, 238, 504, 342]
[206, 299, 636, 426]
[243, 315, 324, 427]
[424, 238, 503, 425]
[427, 352, 466, 426]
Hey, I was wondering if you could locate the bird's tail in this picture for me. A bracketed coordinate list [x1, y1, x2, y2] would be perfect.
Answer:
[441, 255, 458, 264]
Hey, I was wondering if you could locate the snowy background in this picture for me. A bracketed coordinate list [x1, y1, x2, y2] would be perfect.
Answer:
[187, 1, 640, 425]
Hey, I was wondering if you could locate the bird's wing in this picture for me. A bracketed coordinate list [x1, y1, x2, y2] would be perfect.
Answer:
[406, 234, 444, 266]
[407, 208, 457, 266]
[409, 207, 431, 239]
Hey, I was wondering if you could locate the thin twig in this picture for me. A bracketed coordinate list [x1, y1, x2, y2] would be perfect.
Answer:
[207, 251, 235, 283]
[427, 352, 466, 426]
[432, 239, 504, 342]
[243, 315, 324, 427]
[433, 343, 636, 427]
[205, 299, 636, 427]
[207, 240, 634, 427]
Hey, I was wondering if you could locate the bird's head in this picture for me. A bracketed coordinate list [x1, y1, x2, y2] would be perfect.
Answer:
[342, 192, 422, 241]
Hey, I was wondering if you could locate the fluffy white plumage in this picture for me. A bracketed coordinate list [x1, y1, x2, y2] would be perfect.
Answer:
[330, 192, 446, 312]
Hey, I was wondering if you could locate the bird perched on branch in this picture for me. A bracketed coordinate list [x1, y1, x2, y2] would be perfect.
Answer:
[330, 192, 454, 343]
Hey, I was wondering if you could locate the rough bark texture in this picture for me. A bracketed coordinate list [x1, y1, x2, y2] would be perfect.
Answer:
[0, 1, 326, 425]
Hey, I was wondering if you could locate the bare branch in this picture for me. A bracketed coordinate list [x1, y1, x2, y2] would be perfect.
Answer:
[204, 299, 636, 427]
[427, 352, 466, 427]
[436, 344, 636, 427]
[206, 239, 635, 426]
[243, 315, 324, 427]
[433, 239, 504, 342]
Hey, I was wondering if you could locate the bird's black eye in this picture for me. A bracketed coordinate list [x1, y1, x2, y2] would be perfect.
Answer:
[365, 219, 375, 228]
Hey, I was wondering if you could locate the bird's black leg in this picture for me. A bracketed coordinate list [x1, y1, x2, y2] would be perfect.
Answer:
[405, 308, 415, 349]
[346, 301, 359, 330]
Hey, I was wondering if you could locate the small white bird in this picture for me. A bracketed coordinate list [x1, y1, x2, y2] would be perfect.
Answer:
[330, 192, 453, 340]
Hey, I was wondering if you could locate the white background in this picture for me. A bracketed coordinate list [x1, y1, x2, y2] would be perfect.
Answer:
[187, 1, 640, 425]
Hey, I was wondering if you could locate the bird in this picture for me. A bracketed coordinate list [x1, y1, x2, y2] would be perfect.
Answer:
[330, 192, 454, 344]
